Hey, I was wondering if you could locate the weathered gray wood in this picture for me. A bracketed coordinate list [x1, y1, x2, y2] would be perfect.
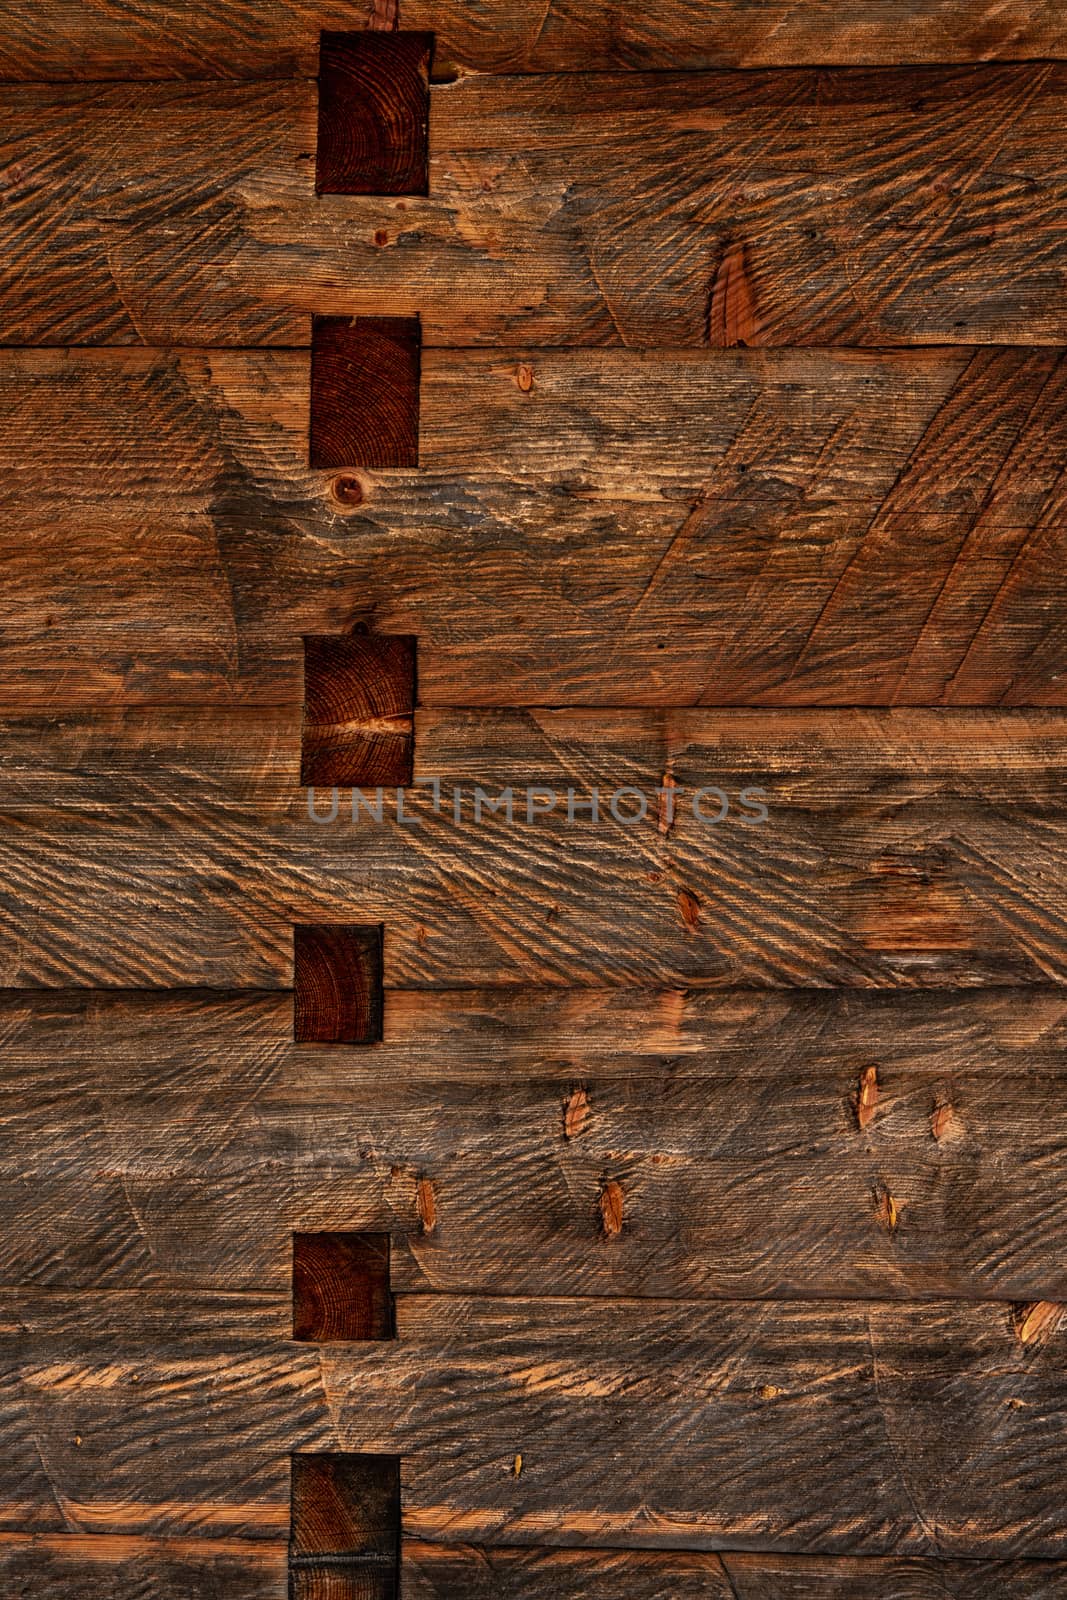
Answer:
[2, 347, 1063, 710]
[0, 1, 1062, 78]
[2, 985, 1066, 1301]
[2, 1292, 1066, 1557]
[0, 707, 1064, 989]
[2, 69, 1066, 346]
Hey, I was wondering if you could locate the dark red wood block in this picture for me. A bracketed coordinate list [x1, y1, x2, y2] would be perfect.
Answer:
[290, 1454, 400, 1600]
[293, 1232, 394, 1342]
[316, 31, 432, 196]
[294, 924, 384, 1045]
[310, 316, 421, 470]
[301, 633, 415, 787]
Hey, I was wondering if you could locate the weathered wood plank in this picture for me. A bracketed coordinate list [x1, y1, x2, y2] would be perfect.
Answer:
[407, 1546, 1067, 1599]
[0, 1, 1061, 78]
[2, 68, 1065, 346]
[1, 985, 1066, 1300]
[0, 347, 1064, 709]
[6, 1534, 1067, 1600]
[0, 1533, 285, 1599]
[8, 1536, 1067, 1600]
[2, 1292, 1066, 1557]
[0, 707, 1064, 989]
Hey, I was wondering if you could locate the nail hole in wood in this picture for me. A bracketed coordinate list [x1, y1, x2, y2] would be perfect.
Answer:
[294, 924, 384, 1045]
[317, 31, 432, 196]
[302, 633, 415, 787]
[310, 315, 421, 471]
[290, 1453, 401, 1600]
[293, 1232, 395, 1341]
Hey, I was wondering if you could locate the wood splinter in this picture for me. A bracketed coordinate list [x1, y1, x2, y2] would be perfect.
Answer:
[855, 1066, 880, 1129]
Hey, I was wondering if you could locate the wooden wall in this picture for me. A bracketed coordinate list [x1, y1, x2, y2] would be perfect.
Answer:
[1, 2, 1067, 1595]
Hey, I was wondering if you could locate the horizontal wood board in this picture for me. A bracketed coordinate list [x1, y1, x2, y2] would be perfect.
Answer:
[0, 346, 1064, 709]
[2, 67, 1066, 345]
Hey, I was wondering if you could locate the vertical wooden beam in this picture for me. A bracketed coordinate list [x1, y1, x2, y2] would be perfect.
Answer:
[294, 924, 385, 1045]
[290, 1453, 401, 1600]
[316, 31, 432, 197]
[301, 633, 416, 787]
[309, 315, 421, 470]
[293, 1233, 395, 1341]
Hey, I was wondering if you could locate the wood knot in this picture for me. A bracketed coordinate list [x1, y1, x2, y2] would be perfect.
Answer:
[599, 1179, 624, 1237]
[563, 1086, 590, 1140]
[516, 362, 535, 392]
[330, 473, 366, 507]
[854, 1065, 879, 1130]
[1014, 1301, 1062, 1347]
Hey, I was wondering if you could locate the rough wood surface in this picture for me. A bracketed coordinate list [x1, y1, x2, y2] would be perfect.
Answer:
[6, 1536, 1067, 1600]
[405, 1546, 1067, 1599]
[1, 347, 1063, 710]
[2, 984, 1067, 1300]
[2, 68, 1066, 346]
[3, 1290, 1067, 1557]
[0, 706, 1063, 989]
[0, 1, 1061, 78]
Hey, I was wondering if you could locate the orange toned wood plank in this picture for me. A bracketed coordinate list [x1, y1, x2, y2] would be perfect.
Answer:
[0, 1, 1061, 78]
[2, 69, 1066, 346]
[0, 347, 1063, 711]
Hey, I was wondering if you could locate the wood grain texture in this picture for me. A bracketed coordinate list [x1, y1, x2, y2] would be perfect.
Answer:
[309, 320, 420, 471]
[405, 1546, 1067, 1599]
[0, 706, 1064, 990]
[2, 984, 1067, 1301]
[317, 33, 431, 197]
[294, 925, 385, 1044]
[293, 1234, 394, 1341]
[0, 1533, 286, 1599]
[0, 347, 1064, 710]
[5, 1537, 1067, 1600]
[2, 68, 1066, 346]
[0, 1, 1061, 78]
[3, 1291, 1067, 1557]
